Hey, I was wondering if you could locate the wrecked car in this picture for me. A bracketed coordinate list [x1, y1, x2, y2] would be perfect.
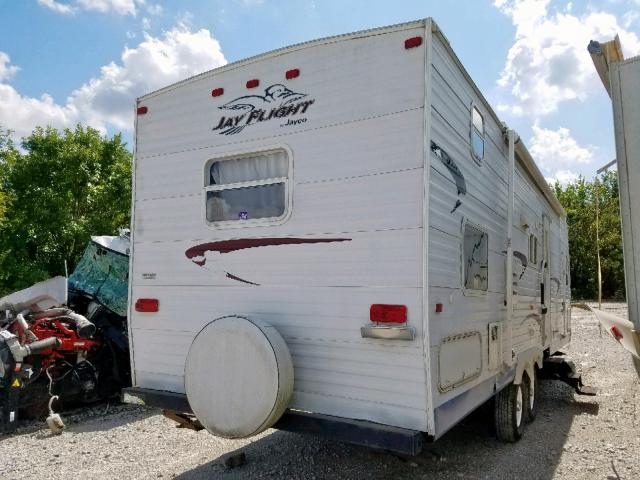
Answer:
[0, 232, 130, 433]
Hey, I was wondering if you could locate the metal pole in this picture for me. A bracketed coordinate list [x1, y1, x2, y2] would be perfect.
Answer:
[505, 129, 516, 366]
[595, 176, 602, 310]
[594, 161, 614, 311]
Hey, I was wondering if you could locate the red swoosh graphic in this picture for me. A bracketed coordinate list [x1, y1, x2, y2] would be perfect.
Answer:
[185, 237, 351, 266]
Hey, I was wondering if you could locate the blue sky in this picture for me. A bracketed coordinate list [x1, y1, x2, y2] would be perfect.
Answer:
[1, 0, 639, 183]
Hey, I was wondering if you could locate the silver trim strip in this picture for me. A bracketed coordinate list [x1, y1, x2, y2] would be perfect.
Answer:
[360, 324, 416, 341]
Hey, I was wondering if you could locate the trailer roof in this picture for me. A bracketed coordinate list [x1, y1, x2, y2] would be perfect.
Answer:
[137, 19, 426, 102]
[137, 18, 565, 219]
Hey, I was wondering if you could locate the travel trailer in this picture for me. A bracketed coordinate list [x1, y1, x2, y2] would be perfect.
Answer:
[123, 19, 590, 454]
[588, 37, 640, 374]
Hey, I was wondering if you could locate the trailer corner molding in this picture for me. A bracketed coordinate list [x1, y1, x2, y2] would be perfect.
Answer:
[212, 83, 316, 135]
[185, 315, 294, 439]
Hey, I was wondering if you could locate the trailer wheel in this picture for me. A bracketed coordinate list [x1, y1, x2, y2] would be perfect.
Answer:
[494, 382, 524, 442]
[524, 369, 537, 423]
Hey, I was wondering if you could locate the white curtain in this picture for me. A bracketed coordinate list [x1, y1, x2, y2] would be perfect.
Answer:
[210, 151, 287, 185]
[207, 151, 288, 222]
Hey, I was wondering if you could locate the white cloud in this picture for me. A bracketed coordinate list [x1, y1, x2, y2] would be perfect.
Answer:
[237, 0, 265, 6]
[0, 25, 226, 139]
[69, 24, 227, 131]
[495, 0, 640, 116]
[0, 52, 20, 82]
[529, 122, 592, 184]
[75, 0, 136, 15]
[0, 85, 78, 137]
[37, 0, 162, 17]
[545, 170, 580, 185]
[143, 1, 162, 15]
[623, 10, 640, 28]
[37, 0, 76, 14]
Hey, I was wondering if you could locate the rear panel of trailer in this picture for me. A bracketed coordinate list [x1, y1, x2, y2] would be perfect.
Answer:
[129, 21, 433, 433]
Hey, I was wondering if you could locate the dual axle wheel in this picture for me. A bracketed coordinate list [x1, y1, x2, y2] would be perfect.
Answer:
[494, 369, 537, 442]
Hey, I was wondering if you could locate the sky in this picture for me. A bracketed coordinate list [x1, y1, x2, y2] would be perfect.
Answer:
[1, 0, 639, 183]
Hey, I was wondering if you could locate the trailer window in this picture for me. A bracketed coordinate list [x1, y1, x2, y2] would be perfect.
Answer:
[529, 234, 538, 266]
[463, 223, 488, 291]
[205, 149, 289, 224]
[471, 106, 484, 163]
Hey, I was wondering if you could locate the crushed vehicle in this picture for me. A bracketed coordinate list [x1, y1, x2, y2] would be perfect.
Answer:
[0, 232, 130, 434]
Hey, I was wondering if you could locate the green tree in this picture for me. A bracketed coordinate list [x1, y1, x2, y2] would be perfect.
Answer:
[554, 171, 625, 300]
[0, 125, 132, 295]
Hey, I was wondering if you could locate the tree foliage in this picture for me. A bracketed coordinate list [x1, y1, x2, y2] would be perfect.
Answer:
[554, 172, 625, 300]
[0, 125, 132, 295]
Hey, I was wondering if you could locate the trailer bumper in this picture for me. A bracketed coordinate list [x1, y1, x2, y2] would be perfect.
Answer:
[122, 387, 426, 455]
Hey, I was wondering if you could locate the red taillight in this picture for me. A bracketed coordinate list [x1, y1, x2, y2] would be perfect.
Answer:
[435, 303, 443, 313]
[135, 298, 159, 313]
[137, 106, 148, 115]
[211, 87, 224, 97]
[370, 304, 407, 324]
[611, 325, 623, 341]
[285, 68, 300, 80]
[246, 79, 259, 89]
[405, 36, 423, 49]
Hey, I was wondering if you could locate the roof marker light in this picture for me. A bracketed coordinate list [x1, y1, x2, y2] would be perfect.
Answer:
[135, 298, 159, 313]
[137, 106, 148, 115]
[211, 87, 224, 97]
[285, 68, 300, 80]
[246, 79, 260, 89]
[370, 304, 407, 324]
[405, 36, 423, 49]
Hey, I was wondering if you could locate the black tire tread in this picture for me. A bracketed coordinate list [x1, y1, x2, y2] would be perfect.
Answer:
[494, 383, 523, 442]
[524, 370, 537, 423]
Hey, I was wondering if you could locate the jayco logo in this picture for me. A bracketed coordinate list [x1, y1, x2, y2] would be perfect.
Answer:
[212, 84, 315, 135]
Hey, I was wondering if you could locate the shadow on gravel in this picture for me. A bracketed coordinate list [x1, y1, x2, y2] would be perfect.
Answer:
[0, 403, 154, 440]
[176, 380, 598, 480]
[68, 406, 155, 434]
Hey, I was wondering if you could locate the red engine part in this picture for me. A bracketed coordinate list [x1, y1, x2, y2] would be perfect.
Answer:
[9, 315, 101, 368]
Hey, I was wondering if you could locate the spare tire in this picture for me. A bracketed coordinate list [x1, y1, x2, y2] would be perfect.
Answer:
[185, 316, 294, 438]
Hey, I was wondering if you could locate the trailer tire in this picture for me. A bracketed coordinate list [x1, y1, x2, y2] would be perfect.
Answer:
[523, 369, 537, 423]
[494, 382, 524, 442]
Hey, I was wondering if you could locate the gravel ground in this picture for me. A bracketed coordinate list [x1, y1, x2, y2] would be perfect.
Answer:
[1, 302, 639, 479]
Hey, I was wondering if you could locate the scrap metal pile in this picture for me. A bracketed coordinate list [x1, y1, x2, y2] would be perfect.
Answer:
[0, 232, 130, 434]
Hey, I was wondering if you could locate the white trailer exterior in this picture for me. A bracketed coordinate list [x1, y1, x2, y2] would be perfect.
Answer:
[125, 19, 571, 450]
[589, 37, 640, 365]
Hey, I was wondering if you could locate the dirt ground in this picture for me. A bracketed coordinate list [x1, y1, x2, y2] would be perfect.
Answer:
[1, 302, 639, 480]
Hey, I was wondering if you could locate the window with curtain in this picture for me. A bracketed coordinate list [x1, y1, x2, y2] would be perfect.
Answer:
[205, 150, 289, 224]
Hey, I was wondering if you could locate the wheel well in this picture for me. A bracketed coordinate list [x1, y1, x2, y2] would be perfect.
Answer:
[513, 348, 543, 385]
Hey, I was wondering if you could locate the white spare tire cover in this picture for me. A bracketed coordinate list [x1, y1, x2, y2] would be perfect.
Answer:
[185, 316, 294, 439]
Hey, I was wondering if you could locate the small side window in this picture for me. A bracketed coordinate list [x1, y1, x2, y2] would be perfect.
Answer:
[529, 234, 538, 266]
[205, 149, 290, 225]
[471, 106, 484, 163]
[463, 223, 489, 291]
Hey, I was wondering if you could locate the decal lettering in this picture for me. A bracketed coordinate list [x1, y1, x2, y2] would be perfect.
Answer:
[212, 84, 315, 135]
